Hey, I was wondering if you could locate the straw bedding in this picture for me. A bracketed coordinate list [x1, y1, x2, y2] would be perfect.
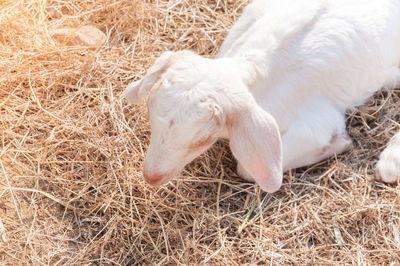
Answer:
[0, 0, 399, 264]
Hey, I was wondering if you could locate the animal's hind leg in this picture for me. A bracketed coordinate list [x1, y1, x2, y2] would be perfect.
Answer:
[281, 120, 353, 172]
[235, 101, 353, 184]
[376, 67, 400, 183]
[236, 108, 353, 183]
[280, 101, 354, 172]
[377, 132, 400, 183]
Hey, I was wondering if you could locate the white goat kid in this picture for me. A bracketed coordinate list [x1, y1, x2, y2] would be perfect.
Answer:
[125, 0, 400, 192]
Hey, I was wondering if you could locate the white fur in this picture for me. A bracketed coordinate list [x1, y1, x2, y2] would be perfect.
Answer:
[377, 132, 400, 183]
[125, 0, 400, 192]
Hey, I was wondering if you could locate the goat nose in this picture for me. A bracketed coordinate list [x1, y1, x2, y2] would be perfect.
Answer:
[143, 171, 163, 186]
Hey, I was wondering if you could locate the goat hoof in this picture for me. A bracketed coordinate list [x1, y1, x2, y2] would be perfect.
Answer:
[376, 133, 400, 184]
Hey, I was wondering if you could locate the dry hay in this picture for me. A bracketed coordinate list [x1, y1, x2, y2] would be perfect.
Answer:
[0, 0, 399, 264]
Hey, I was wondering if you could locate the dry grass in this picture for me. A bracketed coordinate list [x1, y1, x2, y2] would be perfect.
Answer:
[0, 0, 399, 264]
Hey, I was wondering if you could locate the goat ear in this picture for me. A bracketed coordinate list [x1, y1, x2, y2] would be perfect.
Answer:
[228, 105, 283, 193]
[125, 51, 173, 103]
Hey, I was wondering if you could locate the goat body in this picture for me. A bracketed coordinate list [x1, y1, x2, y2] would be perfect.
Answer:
[125, 0, 400, 192]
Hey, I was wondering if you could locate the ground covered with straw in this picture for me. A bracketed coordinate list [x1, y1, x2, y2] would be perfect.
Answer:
[1, 0, 399, 264]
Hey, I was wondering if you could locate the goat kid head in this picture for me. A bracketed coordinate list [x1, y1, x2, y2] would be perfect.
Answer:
[125, 50, 282, 192]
